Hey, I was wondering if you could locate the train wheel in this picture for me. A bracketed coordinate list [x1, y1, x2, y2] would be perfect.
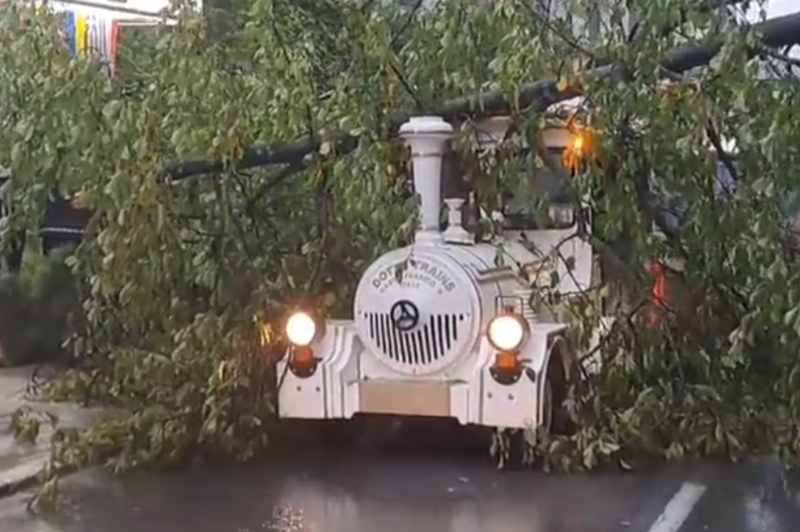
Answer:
[546, 340, 579, 435]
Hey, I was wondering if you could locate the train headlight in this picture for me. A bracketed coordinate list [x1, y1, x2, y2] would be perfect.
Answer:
[486, 314, 529, 352]
[285, 312, 317, 346]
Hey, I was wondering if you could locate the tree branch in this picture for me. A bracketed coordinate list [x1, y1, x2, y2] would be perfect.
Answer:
[160, 10, 800, 182]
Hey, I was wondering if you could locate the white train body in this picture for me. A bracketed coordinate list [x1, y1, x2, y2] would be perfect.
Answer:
[277, 115, 612, 431]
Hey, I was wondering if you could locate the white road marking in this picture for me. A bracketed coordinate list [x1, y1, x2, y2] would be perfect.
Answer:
[647, 481, 707, 532]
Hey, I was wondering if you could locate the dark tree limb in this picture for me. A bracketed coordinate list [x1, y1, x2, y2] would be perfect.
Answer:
[160, 11, 800, 182]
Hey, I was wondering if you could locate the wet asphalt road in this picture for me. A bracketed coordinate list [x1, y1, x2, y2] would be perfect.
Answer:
[0, 451, 798, 532]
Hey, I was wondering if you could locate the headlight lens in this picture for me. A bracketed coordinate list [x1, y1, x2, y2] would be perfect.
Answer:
[487, 314, 528, 352]
[285, 312, 316, 346]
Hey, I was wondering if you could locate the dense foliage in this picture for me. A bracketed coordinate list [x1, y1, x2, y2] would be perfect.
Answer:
[2, 0, 800, 496]
[0, 248, 80, 367]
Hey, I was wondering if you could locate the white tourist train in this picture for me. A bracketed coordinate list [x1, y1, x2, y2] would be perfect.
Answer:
[275, 113, 615, 434]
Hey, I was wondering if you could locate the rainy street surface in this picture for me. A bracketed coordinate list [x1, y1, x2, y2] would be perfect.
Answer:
[0, 449, 797, 532]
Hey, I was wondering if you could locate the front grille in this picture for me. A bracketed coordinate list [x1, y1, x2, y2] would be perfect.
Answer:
[363, 312, 466, 366]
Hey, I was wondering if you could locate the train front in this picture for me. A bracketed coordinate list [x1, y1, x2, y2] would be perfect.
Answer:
[275, 115, 579, 432]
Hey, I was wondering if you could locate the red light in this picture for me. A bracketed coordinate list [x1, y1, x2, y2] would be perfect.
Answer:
[645, 262, 668, 325]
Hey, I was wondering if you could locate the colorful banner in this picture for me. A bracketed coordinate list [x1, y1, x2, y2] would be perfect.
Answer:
[63, 11, 75, 52]
[110, 20, 119, 72]
[87, 15, 120, 76]
[61, 11, 119, 77]
[75, 13, 87, 57]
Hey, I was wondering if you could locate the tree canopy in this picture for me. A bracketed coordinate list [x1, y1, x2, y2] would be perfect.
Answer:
[3, 0, 800, 499]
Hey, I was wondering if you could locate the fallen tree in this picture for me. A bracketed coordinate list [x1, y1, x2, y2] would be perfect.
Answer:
[1, 0, 800, 501]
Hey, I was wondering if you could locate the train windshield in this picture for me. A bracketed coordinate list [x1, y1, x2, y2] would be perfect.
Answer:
[502, 145, 577, 230]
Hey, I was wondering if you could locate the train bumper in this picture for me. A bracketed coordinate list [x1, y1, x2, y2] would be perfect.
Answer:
[276, 319, 585, 430]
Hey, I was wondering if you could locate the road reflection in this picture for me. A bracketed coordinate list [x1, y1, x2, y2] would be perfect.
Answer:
[27, 453, 681, 532]
[2, 453, 799, 532]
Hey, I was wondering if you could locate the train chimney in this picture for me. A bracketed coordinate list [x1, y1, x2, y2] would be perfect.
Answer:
[399, 116, 454, 244]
